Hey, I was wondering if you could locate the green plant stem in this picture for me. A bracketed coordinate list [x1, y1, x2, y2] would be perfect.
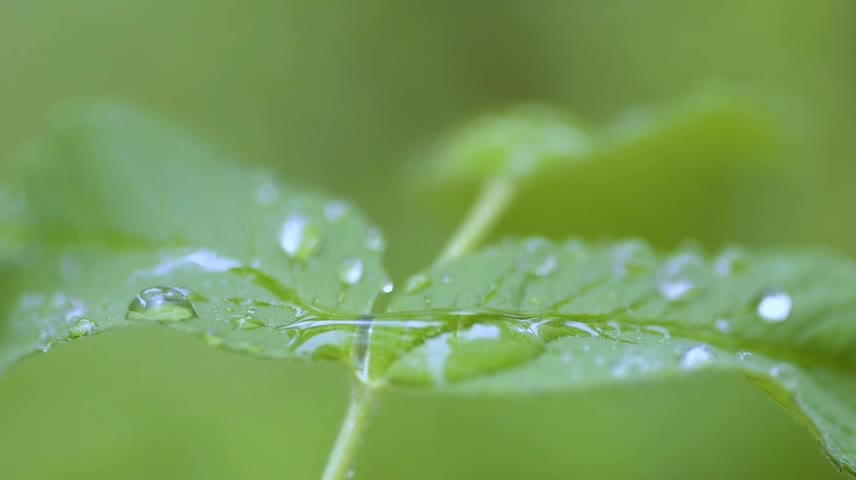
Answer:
[321, 383, 377, 480]
[320, 177, 515, 479]
[435, 177, 515, 265]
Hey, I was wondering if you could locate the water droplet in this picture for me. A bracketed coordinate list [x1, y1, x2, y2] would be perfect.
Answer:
[715, 319, 731, 334]
[256, 181, 280, 206]
[68, 319, 95, 338]
[643, 325, 671, 339]
[714, 248, 748, 277]
[338, 258, 364, 286]
[230, 314, 265, 330]
[324, 201, 348, 221]
[381, 279, 394, 294]
[423, 295, 433, 306]
[736, 351, 753, 361]
[404, 274, 432, 295]
[657, 254, 701, 301]
[533, 254, 558, 277]
[681, 345, 713, 369]
[565, 321, 600, 337]
[460, 324, 501, 341]
[611, 241, 650, 276]
[365, 227, 385, 252]
[126, 286, 197, 322]
[757, 291, 792, 323]
[203, 331, 224, 347]
[279, 215, 321, 261]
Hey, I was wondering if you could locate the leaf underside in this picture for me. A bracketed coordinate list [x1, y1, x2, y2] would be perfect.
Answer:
[0, 104, 853, 475]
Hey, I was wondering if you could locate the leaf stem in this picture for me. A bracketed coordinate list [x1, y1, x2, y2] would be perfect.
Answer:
[435, 177, 515, 264]
[321, 382, 377, 480]
[320, 176, 514, 479]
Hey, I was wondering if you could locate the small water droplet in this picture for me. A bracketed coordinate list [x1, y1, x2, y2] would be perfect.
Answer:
[365, 227, 385, 252]
[714, 248, 748, 277]
[338, 258, 364, 286]
[533, 254, 558, 277]
[657, 254, 701, 301]
[643, 325, 671, 339]
[565, 321, 600, 337]
[611, 241, 650, 276]
[736, 351, 753, 361]
[256, 181, 280, 206]
[68, 319, 95, 338]
[126, 286, 197, 322]
[404, 274, 432, 295]
[324, 201, 348, 221]
[203, 331, 224, 347]
[715, 319, 731, 334]
[681, 344, 713, 369]
[230, 314, 265, 330]
[757, 291, 792, 323]
[382, 279, 394, 294]
[279, 214, 321, 261]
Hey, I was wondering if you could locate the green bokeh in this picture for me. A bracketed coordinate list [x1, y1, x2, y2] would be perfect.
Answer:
[0, 1, 853, 478]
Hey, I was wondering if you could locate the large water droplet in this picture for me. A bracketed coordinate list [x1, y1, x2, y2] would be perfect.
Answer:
[382, 278, 394, 294]
[279, 214, 321, 261]
[338, 258, 364, 286]
[657, 254, 701, 301]
[404, 273, 432, 295]
[126, 286, 197, 322]
[757, 291, 792, 323]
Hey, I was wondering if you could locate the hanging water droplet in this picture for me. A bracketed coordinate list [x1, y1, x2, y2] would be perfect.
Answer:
[404, 273, 432, 295]
[657, 254, 701, 301]
[126, 286, 197, 322]
[229, 314, 265, 330]
[533, 254, 558, 277]
[338, 258, 364, 286]
[382, 279, 394, 294]
[324, 201, 348, 221]
[757, 291, 792, 323]
[681, 344, 713, 369]
[279, 214, 321, 261]
[68, 319, 95, 338]
[364, 227, 385, 252]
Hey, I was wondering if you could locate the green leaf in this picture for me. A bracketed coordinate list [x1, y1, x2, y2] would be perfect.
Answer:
[376, 239, 856, 474]
[0, 103, 390, 370]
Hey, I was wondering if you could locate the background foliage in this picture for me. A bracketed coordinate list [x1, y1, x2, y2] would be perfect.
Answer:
[1, 1, 854, 478]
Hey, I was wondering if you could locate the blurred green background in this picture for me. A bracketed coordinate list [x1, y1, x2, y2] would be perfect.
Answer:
[1, 1, 854, 478]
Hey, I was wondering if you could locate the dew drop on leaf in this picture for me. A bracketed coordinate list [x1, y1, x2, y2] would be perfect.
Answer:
[681, 344, 713, 369]
[279, 214, 321, 261]
[533, 254, 558, 277]
[715, 319, 731, 334]
[382, 279, 394, 294]
[338, 258, 364, 286]
[126, 286, 197, 322]
[324, 201, 348, 221]
[657, 254, 700, 301]
[229, 314, 265, 330]
[68, 318, 95, 338]
[364, 227, 385, 252]
[757, 291, 792, 323]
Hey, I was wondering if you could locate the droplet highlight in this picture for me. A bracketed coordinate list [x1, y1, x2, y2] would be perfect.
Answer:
[279, 214, 321, 261]
[757, 291, 792, 323]
[339, 258, 364, 286]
